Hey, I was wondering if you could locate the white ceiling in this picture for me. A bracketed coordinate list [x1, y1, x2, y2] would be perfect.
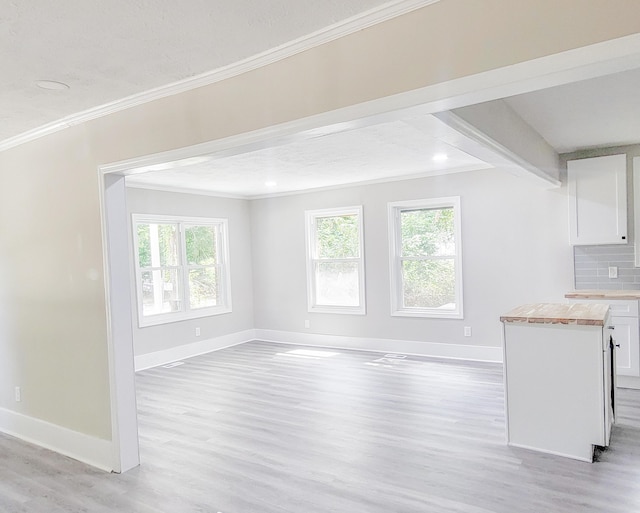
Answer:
[5, 1, 640, 196]
[125, 114, 493, 197]
[504, 67, 640, 154]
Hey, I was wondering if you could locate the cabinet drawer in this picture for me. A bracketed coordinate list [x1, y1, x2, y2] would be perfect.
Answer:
[567, 298, 639, 316]
[607, 300, 639, 317]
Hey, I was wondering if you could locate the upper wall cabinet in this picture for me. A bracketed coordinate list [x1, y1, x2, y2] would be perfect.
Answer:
[568, 154, 627, 245]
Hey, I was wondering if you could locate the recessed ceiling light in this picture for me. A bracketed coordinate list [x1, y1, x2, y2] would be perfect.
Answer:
[36, 80, 70, 91]
[265, 181, 277, 187]
[432, 153, 449, 162]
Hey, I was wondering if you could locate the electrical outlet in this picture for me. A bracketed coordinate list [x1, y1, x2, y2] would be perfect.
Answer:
[609, 266, 618, 279]
[14, 386, 21, 402]
[464, 327, 472, 337]
[195, 327, 201, 337]
[304, 320, 310, 329]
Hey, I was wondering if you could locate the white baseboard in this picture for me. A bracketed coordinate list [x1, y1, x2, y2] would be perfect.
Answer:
[0, 407, 114, 471]
[134, 329, 256, 371]
[254, 329, 503, 362]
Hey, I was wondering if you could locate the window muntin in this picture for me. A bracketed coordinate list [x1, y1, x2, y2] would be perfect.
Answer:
[305, 206, 365, 314]
[133, 215, 231, 326]
[388, 198, 462, 318]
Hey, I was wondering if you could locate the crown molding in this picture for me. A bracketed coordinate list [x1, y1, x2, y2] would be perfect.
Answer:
[248, 163, 492, 200]
[124, 181, 247, 200]
[0, 0, 440, 153]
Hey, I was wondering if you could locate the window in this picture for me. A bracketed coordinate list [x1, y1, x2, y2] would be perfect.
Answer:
[132, 214, 231, 326]
[388, 197, 463, 318]
[305, 206, 365, 314]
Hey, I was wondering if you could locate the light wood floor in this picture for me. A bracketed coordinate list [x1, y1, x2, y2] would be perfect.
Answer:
[3, 340, 640, 512]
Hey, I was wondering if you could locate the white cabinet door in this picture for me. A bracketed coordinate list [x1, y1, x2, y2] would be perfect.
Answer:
[568, 154, 627, 245]
[611, 315, 640, 376]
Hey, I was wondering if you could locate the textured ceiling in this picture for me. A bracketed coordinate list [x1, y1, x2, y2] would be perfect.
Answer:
[125, 114, 492, 197]
[1, 0, 395, 142]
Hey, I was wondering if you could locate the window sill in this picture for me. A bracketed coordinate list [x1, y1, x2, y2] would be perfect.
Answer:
[309, 305, 366, 315]
[391, 308, 463, 319]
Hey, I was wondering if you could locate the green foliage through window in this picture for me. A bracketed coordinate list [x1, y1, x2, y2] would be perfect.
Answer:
[316, 215, 359, 259]
[401, 208, 454, 257]
[137, 223, 178, 267]
[400, 207, 456, 309]
[185, 225, 216, 266]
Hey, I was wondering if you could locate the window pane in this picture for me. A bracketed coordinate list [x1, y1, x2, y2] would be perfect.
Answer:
[402, 259, 456, 309]
[316, 215, 359, 259]
[315, 261, 359, 306]
[189, 267, 218, 309]
[141, 269, 181, 316]
[137, 223, 178, 267]
[185, 225, 217, 265]
[401, 208, 455, 257]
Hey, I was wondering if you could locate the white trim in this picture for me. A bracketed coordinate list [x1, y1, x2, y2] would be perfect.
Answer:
[305, 205, 366, 315]
[0, 0, 440, 153]
[0, 407, 114, 471]
[99, 171, 140, 474]
[125, 181, 246, 200]
[248, 163, 492, 200]
[387, 196, 463, 319]
[254, 329, 502, 363]
[135, 330, 256, 371]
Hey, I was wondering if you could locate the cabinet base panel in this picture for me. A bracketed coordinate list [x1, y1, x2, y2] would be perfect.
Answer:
[508, 441, 594, 463]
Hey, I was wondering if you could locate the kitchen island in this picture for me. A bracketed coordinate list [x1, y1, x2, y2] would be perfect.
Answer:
[501, 303, 615, 462]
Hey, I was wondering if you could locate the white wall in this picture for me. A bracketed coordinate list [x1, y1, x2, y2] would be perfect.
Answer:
[251, 168, 573, 349]
[125, 188, 254, 357]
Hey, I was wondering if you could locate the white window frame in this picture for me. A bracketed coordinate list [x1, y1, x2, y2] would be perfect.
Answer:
[388, 197, 463, 319]
[305, 206, 366, 315]
[132, 214, 232, 327]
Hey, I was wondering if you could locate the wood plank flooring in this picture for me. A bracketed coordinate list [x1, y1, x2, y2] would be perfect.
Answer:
[3, 340, 640, 512]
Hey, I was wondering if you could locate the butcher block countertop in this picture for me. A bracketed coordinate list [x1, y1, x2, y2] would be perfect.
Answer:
[565, 290, 640, 300]
[500, 303, 609, 326]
